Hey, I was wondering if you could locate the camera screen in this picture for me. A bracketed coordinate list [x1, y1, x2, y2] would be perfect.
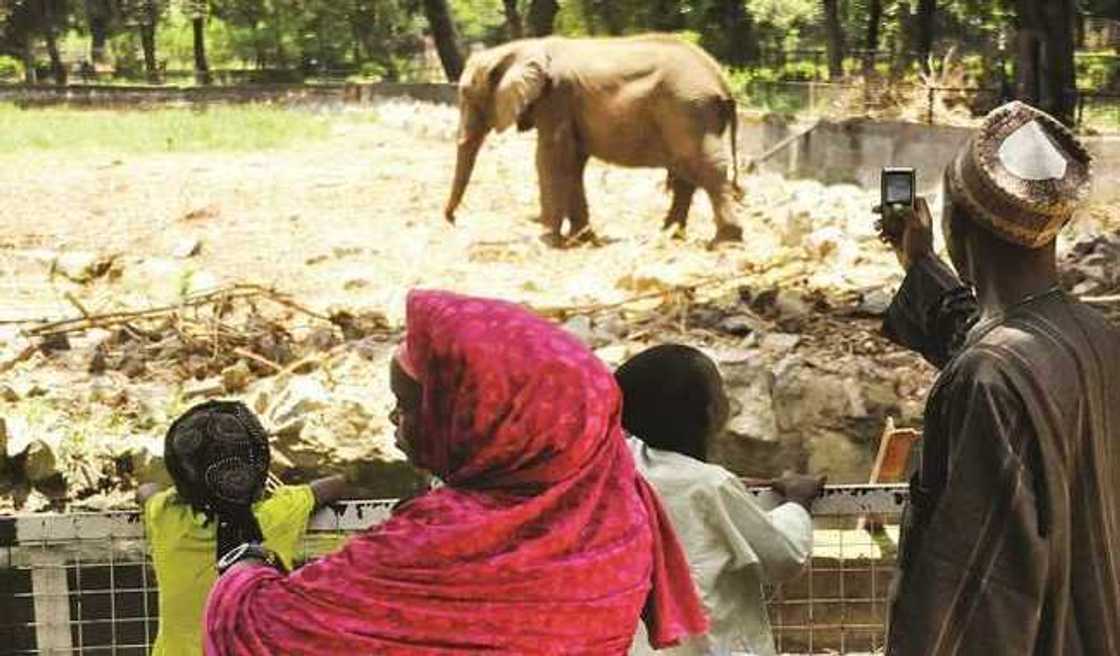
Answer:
[885, 173, 913, 205]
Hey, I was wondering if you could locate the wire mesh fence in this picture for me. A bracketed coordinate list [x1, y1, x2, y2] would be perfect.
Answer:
[1, 485, 905, 655]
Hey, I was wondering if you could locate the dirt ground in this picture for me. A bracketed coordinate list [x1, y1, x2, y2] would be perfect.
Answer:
[1, 100, 1116, 512]
[0, 101, 903, 321]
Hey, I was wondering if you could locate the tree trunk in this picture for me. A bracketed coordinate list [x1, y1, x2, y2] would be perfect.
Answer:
[22, 40, 38, 84]
[502, 0, 523, 39]
[711, 0, 754, 66]
[1015, 0, 1077, 125]
[592, 0, 624, 35]
[527, 0, 559, 37]
[137, 1, 160, 82]
[43, 2, 66, 86]
[421, 0, 464, 82]
[1039, 0, 1078, 125]
[863, 0, 882, 76]
[192, 15, 211, 85]
[85, 0, 111, 65]
[650, 0, 683, 31]
[140, 23, 157, 83]
[577, 0, 599, 34]
[822, 0, 846, 80]
[914, 0, 936, 74]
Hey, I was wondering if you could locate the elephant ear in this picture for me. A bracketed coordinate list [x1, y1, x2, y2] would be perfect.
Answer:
[492, 48, 549, 133]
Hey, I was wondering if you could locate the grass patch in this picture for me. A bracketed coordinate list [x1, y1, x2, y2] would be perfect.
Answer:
[0, 104, 375, 154]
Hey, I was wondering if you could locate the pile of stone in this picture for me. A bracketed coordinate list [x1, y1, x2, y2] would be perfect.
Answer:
[1062, 229, 1120, 321]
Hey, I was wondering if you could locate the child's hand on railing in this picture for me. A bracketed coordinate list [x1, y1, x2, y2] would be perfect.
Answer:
[771, 472, 827, 512]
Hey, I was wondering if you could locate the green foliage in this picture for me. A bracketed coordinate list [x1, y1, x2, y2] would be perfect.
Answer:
[451, 0, 506, 43]
[779, 60, 821, 81]
[0, 55, 24, 81]
[1077, 52, 1120, 91]
[746, 0, 819, 32]
[110, 30, 145, 75]
[675, 30, 701, 46]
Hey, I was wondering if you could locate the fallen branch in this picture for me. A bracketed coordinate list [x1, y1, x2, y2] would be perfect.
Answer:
[63, 292, 93, 320]
[24, 283, 326, 338]
[531, 273, 730, 319]
[26, 286, 264, 337]
[233, 347, 284, 373]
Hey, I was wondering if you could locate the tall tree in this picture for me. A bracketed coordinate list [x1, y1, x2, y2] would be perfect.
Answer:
[822, 0, 845, 79]
[117, 0, 165, 81]
[136, 0, 162, 82]
[502, 0, 523, 39]
[526, 0, 559, 37]
[1015, 0, 1078, 125]
[421, 0, 463, 82]
[85, 0, 112, 65]
[913, 0, 935, 74]
[701, 0, 755, 66]
[863, 0, 882, 76]
[184, 0, 210, 84]
[41, 0, 67, 85]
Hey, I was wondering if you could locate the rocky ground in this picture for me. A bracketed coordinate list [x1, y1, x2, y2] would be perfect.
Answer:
[1, 100, 1117, 513]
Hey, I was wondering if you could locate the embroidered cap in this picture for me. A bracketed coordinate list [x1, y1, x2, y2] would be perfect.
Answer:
[946, 101, 1093, 248]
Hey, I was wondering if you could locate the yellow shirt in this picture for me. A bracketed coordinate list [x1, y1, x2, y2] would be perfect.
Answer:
[143, 485, 315, 656]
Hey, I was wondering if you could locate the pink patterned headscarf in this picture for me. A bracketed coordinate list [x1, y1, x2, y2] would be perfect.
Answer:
[204, 290, 707, 654]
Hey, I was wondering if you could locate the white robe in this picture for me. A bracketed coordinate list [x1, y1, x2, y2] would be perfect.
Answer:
[627, 437, 812, 656]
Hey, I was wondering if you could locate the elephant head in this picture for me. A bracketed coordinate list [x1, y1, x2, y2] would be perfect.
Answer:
[444, 40, 551, 224]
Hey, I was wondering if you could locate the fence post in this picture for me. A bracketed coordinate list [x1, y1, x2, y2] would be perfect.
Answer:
[30, 548, 73, 654]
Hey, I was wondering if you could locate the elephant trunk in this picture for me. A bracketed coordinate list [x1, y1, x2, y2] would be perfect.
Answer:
[445, 131, 487, 224]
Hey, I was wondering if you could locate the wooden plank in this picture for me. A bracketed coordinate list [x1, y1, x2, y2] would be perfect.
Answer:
[858, 418, 920, 532]
[29, 549, 73, 654]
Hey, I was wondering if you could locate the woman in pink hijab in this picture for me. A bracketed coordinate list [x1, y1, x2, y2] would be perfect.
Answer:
[204, 289, 708, 654]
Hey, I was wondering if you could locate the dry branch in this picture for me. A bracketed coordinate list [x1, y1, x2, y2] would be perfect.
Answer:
[24, 283, 325, 338]
[233, 347, 284, 373]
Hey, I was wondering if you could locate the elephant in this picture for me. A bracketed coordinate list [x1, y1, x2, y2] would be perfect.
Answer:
[443, 34, 744, 247]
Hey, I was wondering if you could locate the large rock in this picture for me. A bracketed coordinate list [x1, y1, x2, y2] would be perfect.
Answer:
[772, 356, 860, 431]
[51, 251, 116, 283]
[806, 430, 876, 483]
[258, 374, 422, 496]
[710, 346, 911, 482]
[721, 357, 779, 443]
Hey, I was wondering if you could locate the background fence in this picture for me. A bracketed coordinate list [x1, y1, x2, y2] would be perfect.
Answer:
[1, 484, 907, 655]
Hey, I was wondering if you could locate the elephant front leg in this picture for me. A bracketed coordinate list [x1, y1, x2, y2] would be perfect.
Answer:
[535, 137, 566, 244]
[567, 153, 599, 245]
[535, 124, 581, 246]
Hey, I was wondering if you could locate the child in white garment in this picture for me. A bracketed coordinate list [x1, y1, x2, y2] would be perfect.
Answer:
[617, 345, 823, 656]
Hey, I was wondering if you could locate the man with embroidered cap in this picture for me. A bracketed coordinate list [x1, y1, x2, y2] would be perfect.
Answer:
[876, 100, 1120, 655]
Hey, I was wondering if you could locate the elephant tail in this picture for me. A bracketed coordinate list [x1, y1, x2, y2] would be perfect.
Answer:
[724, 99, 744, 201]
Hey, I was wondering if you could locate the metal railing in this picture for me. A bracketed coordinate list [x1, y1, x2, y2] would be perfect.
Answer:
[1, 484, 907, 655]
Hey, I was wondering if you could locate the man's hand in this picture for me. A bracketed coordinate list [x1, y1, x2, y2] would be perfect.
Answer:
[875, 197, 935, 270]
[771, 472, 826, 511]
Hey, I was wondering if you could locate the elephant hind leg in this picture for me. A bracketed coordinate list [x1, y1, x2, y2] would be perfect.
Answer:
[683, 133, 742, 246]
[662, 171, 697, 237]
